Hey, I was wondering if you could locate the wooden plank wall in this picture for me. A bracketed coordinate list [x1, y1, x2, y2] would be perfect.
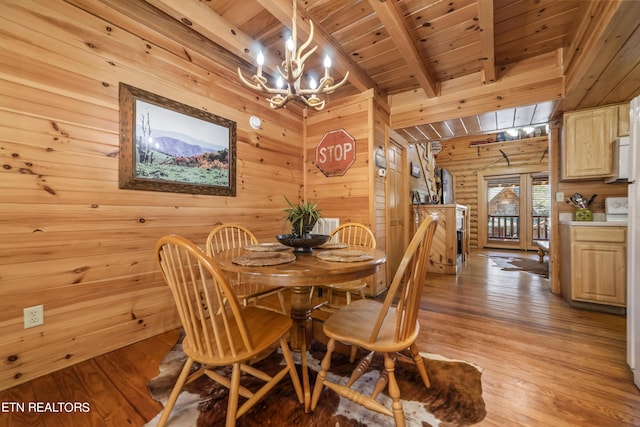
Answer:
[0, 0, 305, 390]
[304, 90, 387, 293]
[305, 91, 373, 226]
[372, 95, 390, 294]
[368, 97, 389, 260]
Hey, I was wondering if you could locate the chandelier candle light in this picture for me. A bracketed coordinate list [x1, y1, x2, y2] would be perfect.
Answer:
[237, 0, 349, 111]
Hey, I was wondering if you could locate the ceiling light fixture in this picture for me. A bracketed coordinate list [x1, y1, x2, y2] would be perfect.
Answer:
[237, 0, 348, 111]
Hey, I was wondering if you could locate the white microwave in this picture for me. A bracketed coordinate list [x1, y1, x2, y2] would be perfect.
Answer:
[604, 137, 630, 183]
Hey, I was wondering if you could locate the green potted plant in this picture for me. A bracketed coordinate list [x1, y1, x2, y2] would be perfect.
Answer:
[283, 196, 323, 238]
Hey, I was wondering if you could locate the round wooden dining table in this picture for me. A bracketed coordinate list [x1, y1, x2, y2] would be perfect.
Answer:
[212, 245, 386, 349]
[212, 245, 386, 411]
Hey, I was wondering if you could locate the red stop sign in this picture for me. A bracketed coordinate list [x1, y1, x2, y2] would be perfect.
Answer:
[315, 129, 356, 177]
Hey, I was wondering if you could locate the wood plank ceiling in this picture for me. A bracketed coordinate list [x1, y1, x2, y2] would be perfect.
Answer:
[145, 0, 640, 143]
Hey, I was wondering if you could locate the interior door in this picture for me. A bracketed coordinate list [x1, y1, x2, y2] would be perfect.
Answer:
[387, 141, 405, 283]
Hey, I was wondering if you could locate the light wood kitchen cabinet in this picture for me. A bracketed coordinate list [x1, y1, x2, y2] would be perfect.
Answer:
[618, 103, 630, 137]
[412, 204, 469, 274]
[562, 106, 616, 180]
[560, 224, 626, 311]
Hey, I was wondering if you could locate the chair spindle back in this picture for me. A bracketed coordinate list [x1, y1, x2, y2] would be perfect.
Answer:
[206, 224, 258, 255]
[330, 223, 376, 248]
[368, 214, 438, 343]
[156, 235, 254, 360]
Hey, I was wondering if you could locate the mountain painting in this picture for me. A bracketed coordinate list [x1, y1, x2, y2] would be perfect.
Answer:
[134, 99, 231, 187]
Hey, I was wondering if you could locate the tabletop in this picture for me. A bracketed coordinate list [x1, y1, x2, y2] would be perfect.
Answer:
[212, 246, 387, 288]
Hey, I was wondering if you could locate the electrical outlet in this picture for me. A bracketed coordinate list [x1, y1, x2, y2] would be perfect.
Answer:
[24, 304, 44, 329]
[556, 192, 565, 202]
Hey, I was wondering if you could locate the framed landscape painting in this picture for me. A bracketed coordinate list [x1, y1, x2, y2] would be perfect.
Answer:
[119, 83, 236, 196]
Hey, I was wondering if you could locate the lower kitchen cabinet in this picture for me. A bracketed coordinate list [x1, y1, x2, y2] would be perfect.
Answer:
[560, 223, 626, 312]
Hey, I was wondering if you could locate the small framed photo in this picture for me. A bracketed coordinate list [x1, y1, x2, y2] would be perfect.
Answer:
[410, 162, 421, 178]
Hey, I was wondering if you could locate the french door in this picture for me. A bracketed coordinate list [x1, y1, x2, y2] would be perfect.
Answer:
[479, 169, 549, 250]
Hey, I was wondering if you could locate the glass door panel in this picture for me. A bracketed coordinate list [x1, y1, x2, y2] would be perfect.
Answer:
[486, 175, 521, 247]
[530, 174, 550, 248]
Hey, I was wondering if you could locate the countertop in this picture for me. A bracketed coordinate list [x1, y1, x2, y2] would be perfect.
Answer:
[560, 220, 627, 227]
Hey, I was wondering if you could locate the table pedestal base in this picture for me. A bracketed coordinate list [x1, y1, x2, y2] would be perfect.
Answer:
[288, 286, 314, 411]
[288, 286, 314, 351]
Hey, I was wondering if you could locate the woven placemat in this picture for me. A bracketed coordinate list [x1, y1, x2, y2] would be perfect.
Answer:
[316, 249, 375, 262]
[232, 251, 296, 266]
[315, 242, 348, 249]
[244, 243, 290, 252]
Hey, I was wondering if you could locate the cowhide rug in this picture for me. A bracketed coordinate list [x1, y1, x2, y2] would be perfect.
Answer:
[481, 254, 549, 278]
[146, 336, 486, 427]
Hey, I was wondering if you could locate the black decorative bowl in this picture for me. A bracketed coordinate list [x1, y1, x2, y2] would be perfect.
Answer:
[276, 234, 330, 253]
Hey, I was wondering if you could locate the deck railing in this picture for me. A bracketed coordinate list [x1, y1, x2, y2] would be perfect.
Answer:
[531, 215, 549, 240]
[487, 214, 549, 241]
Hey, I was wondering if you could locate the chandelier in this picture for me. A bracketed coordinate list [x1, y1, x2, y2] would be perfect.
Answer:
[237, 0, 349, 111]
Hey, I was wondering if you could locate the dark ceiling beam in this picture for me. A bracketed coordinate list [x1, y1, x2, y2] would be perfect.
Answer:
[367, 0, 438, 98]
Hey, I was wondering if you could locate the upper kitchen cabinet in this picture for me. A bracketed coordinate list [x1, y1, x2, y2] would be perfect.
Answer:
[562, 106, 616, 180]
[618, 103, 630, 137]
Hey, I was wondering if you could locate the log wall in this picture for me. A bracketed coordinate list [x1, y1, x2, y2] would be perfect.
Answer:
[433, 129, 628, 252]
[0, 0, 308, 390]
[432, 135, 550, 248]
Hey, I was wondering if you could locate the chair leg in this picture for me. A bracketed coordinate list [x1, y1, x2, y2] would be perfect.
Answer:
[349, 344, 359, 363]
[279, 337, 304, 404]
[410, 343, 430, 388]
[277, 290, 288, 315]
[157, 358, 194, 427]
[226, 363, 242, 427]
[383, 353, 405, 427]
[311, 338, 335, 411]
[346, 291, 352, 305]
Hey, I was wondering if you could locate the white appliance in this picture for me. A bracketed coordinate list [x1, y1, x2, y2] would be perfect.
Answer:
[604, 137, 630, 183]
[627, 95, 640, 389]
[605, 197, 628, 221]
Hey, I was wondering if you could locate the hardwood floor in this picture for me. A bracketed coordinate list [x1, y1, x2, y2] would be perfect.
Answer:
[1, 249, 638, 426]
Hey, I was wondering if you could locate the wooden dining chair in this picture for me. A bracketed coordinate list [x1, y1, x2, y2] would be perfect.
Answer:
[155, 235, 303, 427]
[320, 222, 376, 306]
[310, 215, 438, 427]
[206, 224, 288, 314]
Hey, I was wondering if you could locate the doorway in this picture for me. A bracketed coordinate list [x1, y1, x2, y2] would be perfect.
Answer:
[479, 169, 550, 251]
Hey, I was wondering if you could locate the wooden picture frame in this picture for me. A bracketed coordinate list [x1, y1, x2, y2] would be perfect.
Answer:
[119, 83, 236, 196]
[410, 162, 421, 178]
